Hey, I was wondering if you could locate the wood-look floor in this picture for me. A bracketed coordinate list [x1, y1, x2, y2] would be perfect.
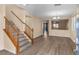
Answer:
[20, 36, 76, 55]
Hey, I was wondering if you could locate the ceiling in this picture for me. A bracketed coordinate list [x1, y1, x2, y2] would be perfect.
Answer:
[25, 4, 79, 17]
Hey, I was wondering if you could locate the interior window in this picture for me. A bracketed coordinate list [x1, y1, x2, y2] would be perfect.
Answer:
[51, 19, 68, 30]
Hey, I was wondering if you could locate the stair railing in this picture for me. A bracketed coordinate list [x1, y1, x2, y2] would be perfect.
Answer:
[4, 17, 20, 54]
[11, 11, 33, 44]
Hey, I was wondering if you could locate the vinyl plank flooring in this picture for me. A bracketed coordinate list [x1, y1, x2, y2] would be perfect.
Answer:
[20, 36, 76, 55]
[36, 40, 51, 55]
[0, 36, 75, 55]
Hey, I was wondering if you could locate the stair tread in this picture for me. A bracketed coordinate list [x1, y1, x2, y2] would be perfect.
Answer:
[19, 40, 29, 47]
[19, 37, 26, 39]
[19, 38, 28, 42]
[20, 41, 30, 47]
[20, 43, 31, 52]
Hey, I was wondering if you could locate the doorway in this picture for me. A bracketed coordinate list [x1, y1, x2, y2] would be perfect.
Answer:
[43, 21, 49, 38]
[75, 18, 79, 54]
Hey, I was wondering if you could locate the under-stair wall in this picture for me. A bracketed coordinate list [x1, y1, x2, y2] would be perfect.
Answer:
[3, 30, 16, 54]
[25, 17, 43, 38]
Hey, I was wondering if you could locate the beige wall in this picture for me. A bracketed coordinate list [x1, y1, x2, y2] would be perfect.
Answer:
[0, 5, 16, 53]
[68, 17, 76, 42]
[25, 17, 42, 38]
[0, 5, 5, 50]
[6, 4, 25, 31]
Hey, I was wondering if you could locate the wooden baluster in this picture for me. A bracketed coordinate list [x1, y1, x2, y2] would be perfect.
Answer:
[16, 33, 19, 55]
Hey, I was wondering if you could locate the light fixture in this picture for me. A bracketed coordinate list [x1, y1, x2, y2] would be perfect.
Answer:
[53, 17, 56, 19]
[57, 16, 60, 19]
[53, 16, 60, 19]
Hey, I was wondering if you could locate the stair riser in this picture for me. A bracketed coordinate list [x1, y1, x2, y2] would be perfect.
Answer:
[19, 38, 27, 41]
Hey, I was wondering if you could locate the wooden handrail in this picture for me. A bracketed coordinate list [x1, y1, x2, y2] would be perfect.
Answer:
[4, 17, 20, 33]
[11, 11, 33, 31]
[11, 11, 34, 44]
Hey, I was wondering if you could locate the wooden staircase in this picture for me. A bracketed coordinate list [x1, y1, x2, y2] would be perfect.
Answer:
[13, 32, 32, 52]
[4, 17, 33, 54]
[11, 11, 33, 44]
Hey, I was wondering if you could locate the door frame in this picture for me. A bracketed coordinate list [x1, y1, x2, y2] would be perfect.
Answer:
[42, 20, 49, 36]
